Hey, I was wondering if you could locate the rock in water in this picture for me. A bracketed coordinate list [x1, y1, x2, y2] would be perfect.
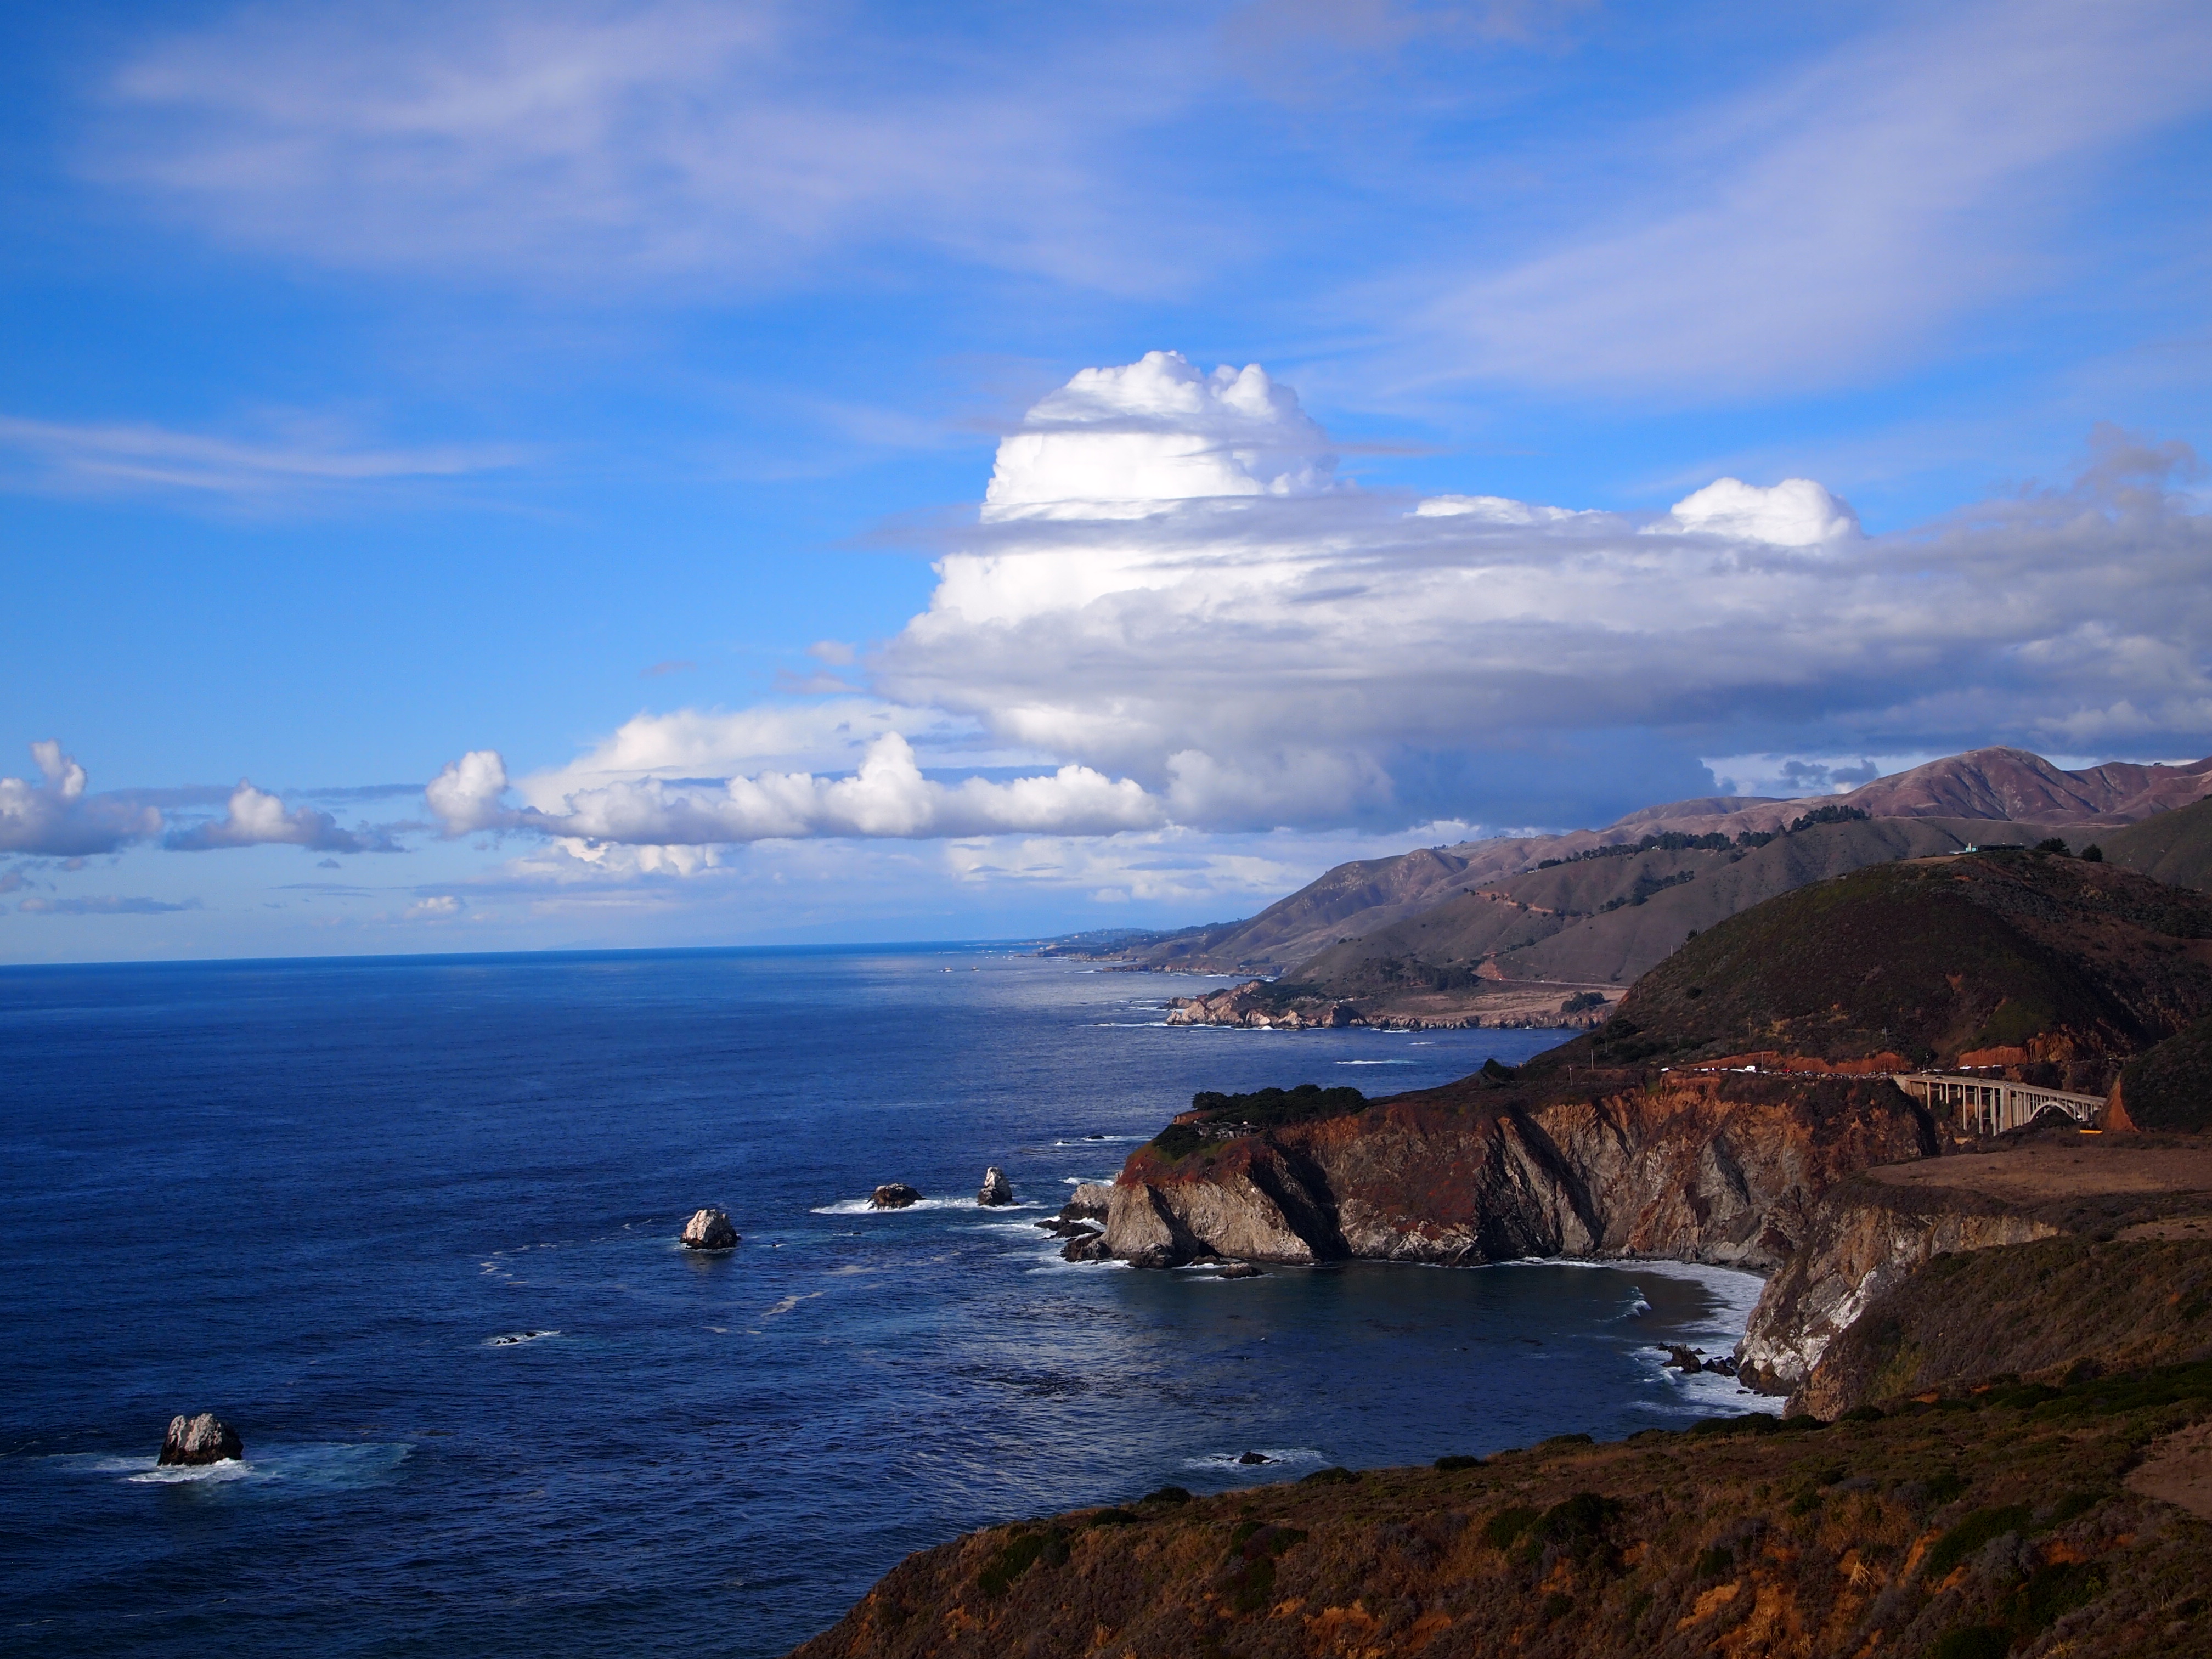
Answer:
[1216, 1262, 1263, 1279]
[978, 1166, 1013, 1206]
[159, 1413, 242, 1466]
[1237, 1451, 1273, 1465]
[681, 1206, 738, 1250]
[870, 1183, 922, 1210]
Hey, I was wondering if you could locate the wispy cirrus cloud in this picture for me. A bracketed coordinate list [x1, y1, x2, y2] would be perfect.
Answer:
[1415, 0, 2212, 394]
[0, 413, 526, 501]
[18, 895, 201, 916]
[87, 0, 1211, 295]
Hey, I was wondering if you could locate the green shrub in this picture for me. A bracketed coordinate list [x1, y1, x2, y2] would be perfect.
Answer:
[1482, 1505, 1539, 1549]
[1186, 1082, 1365, 1127]
[979, 1528, 1069, 1600]
[1533, 1492, 1620, 1556]
[1923, 1469, 1968, 1505]
[1141, 1485, 1193, 1505]
[1148, 1124, 1207, 1161]
[2009, 1560, 2101, 1631]
[1434, 1454, 1482, 1471]
[1694, 1545, 1734, 1578]
[1541, 1592, 1574, 1622]
[1921, 1505, 2032, 1582]
[1300, 1465, 1359, 1485]
[1538, 1432, 1593, 1448]
[1930, 1626, 2011, 1659]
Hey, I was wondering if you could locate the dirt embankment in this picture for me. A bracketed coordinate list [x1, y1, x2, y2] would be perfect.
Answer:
[792, 1364, 2212, 1659]
[1800, 1235, 2212, 1419]
[1737, 1133, 2212, 1404]
[1103, 1071, 1933, 1271]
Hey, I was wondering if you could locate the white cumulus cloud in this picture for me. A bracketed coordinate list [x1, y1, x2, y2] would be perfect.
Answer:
[428, 732, 1161, 845]
[165, 780, 387, 852]
[0, 742, 164, 856]
[982, 351, 1335, 521]
[437, 361, 2212, 850]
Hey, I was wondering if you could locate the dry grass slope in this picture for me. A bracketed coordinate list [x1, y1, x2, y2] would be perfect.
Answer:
[792, 1364, 2212, 1658]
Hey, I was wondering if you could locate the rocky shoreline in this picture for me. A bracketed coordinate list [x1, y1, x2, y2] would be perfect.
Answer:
[1162, 978, 1616, 1032]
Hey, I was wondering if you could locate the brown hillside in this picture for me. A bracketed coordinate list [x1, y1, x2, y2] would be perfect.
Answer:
[792, 1366, 2212, 1659]
[2101, 793, 2212, 892]
[1118, 745, 2210, 978]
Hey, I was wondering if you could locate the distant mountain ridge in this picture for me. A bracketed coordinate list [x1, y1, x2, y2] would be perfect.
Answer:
[1108, 745, 2212, 994]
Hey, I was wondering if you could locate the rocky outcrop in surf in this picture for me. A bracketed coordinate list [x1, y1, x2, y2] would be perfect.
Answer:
[160, 1412, 242, 1466]
[977, 1167, 1012, 1206]
[1059, 1182, 1113, 1220]
[681, 1206, 738, 1249]
[868, 1183, 921, 1210]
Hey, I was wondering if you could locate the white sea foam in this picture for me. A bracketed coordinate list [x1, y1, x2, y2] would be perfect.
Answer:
[809, 1196, 1041, 1215]
[51, 1443, 414, 1489]
[1334, 1059, 1412, 1065]
[1185, 1446, 1326, 1471]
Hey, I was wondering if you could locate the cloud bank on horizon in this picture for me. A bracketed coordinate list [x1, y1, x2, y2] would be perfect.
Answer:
[381, 351, 2209, 859]
[10, 349, 2209, 879]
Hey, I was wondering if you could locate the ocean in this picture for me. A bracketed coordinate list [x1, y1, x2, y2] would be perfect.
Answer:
[0, 945, 1770, 1657]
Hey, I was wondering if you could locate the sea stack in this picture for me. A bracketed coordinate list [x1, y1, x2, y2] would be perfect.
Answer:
[159, 1413, 242, 1466]
[681, 1206, 738, 1250]
[869, 1183, 922, 1210]
[978, 1166, 1013, 1206]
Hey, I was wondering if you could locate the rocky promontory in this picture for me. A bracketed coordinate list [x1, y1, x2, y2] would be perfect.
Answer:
[1101, 1068, 1932, 1271]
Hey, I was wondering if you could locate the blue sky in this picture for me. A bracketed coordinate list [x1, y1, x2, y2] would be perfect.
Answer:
[4, 0, 2210, 962]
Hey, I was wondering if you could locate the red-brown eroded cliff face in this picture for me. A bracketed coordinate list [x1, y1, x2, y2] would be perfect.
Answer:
[1102, 1074, 1936, 1274]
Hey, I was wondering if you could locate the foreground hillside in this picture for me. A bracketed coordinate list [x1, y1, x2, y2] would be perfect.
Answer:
[793, 1361, 2212, 1659]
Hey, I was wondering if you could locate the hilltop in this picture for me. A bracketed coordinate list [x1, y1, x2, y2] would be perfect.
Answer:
[1587, 846, 2212, 1090]
[1108, 744, 2212, 1030]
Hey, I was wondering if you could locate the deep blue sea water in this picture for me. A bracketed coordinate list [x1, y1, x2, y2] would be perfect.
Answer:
[1, 946, 1769, 1657]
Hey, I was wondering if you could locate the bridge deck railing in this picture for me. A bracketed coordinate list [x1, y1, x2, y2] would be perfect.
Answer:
[1894, 1071, 2106, 1135]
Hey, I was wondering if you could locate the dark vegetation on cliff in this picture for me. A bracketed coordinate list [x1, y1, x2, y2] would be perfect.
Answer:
[791, 1362, 2212, 1659]
[1809, 1237, 2212, 1414]
[1560, 848, 2212, 1089]
[1150, 1084, 1370, 1159]
[2121, 1015, 2212, 1131]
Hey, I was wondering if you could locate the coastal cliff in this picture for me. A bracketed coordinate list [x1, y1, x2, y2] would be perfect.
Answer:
[1740, 1134, 2212, 1409]
[1735, 1176, 2063, 1396]
[1103, 1070, 1935, 1271]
